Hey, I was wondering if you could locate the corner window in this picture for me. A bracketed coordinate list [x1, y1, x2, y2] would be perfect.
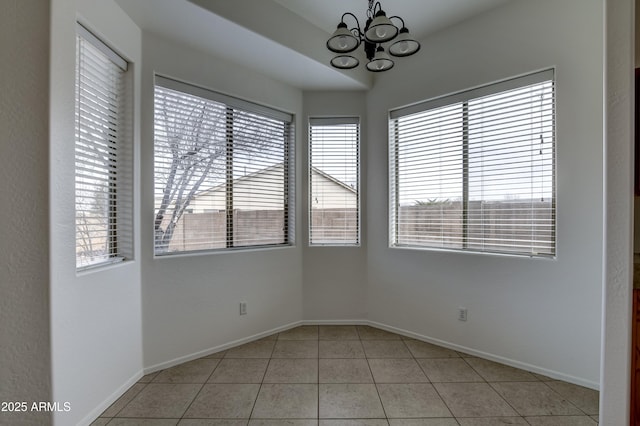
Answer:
[153, 76, 294, 255]
[74, 24, 132, 269]
[389, 69, 555, 257]
[309, 118, 360, 246]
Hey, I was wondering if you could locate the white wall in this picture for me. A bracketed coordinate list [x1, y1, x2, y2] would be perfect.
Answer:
[0, 1, 52, 425]
[140, 33, 304, 369]
[302, 91, 368, 321]
[601, 0, 634, 422]
[3, 0, 634, 424]
[49, 0, 143, 424]
[366, 0, 603, 388]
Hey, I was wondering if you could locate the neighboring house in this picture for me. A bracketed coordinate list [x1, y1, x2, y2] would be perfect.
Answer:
[184, 163, 356, 212]
[309, 166, 359, 244]
[189, 162, 286, 212]
[160, 163, 357, 250]
[310, 166, 357, 210]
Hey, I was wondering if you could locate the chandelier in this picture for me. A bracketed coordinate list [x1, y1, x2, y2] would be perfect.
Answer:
[326, 0, 421, 72]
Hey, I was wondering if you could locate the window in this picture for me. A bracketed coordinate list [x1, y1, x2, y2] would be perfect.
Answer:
[75, 24, 132, 269]
[389, 69, 555, 256]
[153, 76, 294, 255]
[308, 118, 360, 245]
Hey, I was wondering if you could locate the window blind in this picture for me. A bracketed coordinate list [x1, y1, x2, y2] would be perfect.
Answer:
[309, 118, 360, 245]
[75, 24, 132, 269]
[153, 76, 294, 255]
[389, 69, 555, 256]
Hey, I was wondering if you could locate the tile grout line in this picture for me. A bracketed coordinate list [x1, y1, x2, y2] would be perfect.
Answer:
[365, 327, 392, 422]
[246, 335, 277, 422]
[108, 380, 149, 419]
[485, 380, 533, 420]
[174, 356, 224, 421]
[404, 338, 461, 424]
[175, 383, 205, 422]
[96, 325, 598, 425]
[459, 356, 532, 422]
[538, 378, 594, 417]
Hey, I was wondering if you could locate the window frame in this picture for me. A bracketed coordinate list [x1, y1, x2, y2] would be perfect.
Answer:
[308, 117, 361, 247]
[153, 75, 295, 257]
[74, 23, 132, 271]
[388, 69, 556, 258]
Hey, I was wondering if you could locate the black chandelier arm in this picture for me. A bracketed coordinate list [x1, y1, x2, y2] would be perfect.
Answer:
[351, 27, 364, 41]
[341, 12, 362, 36]
[327, 0, 419, 72]
[368, 1, 382, 19]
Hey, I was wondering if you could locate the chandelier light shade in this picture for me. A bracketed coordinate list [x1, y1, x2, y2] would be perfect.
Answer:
[364, 10, 398, 43]
[366, 46, 394, 72]
[331, 54, 360, 69]
[327, 0, 420, 72]
[327, 23, 360, 53]
[388, 27, 421, 57]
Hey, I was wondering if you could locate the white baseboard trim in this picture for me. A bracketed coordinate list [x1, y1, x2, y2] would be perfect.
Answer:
[141, 318, 598, 390]
[365, 320, 600, 391]
[85, 320, 598, 425]
[79, 370, 143, 426]
[143, 320, 304, 375]
[301, 319, 368, 325]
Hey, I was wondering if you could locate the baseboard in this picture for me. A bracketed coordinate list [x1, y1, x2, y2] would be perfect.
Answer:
[301, 319, 368, 325]
[142, 318, 598, 390]
[78, 370, 143, 426]
[82, 318, 599, 426]
[366, 320, 600, 391]
[143, 320, 304, 374]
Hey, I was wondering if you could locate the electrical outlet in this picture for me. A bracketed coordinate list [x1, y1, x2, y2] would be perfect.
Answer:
[239, 301, 247, 315]
[458, 307, 467, 322]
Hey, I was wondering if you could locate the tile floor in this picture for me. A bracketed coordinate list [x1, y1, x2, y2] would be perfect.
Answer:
[92, 325, 599, 425]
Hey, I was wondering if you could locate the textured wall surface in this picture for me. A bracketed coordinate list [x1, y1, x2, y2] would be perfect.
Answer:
[49, 0, 144, 424]
[0, 1, 630, 424]
[140, 32, 304, 370]
[302, 90, 368, 321]
[601, 0, 634, 423]
[366, 0, 604, 388]
[0, 1, 52, 425]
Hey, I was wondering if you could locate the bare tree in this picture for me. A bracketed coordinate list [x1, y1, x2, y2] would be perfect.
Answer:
[75, 174, 110, 265]
[153, 88, 288, 253]
[153, 90, 226, 252]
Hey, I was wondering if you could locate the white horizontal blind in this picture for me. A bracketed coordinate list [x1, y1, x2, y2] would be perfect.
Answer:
[391, 104, 465, 249]
[154, 77, 293, 255]
[389, 69, 555, 256]
[75, 26, 131, 269]
[309, 118, 360, 245]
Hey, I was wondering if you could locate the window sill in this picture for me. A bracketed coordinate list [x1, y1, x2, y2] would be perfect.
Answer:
[76, 256, 129, 276]
[153, 243, 296, 260]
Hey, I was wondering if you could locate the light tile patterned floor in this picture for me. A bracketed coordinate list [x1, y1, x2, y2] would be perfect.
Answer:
[93, 325, 599, 425]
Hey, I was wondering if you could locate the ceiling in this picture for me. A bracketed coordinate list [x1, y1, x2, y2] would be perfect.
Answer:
[272, 0, 511, 41]
[115, 0, 512, 90]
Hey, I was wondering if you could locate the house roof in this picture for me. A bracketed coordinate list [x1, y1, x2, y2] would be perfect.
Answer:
[193, 162, 356, 198]
[311, 166, 357, 195]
